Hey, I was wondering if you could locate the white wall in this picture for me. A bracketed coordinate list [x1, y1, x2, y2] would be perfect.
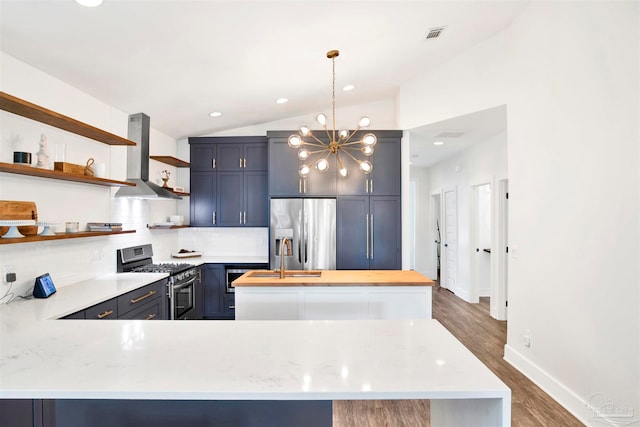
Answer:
[0, 53, 181, 295]
[398, 1, 639, 422]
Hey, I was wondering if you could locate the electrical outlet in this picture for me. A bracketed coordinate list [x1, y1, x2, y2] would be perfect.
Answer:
[3, 265, 15, 284]
[523, 329, 531, 347]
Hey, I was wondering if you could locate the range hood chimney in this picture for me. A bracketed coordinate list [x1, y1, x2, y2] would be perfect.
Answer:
[115, 113, 181, 199]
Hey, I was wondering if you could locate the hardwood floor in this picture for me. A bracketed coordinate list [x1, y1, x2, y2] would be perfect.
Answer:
[333, 283, 583, 426]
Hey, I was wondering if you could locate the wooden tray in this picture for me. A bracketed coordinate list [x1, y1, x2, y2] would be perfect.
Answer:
[54, 162, 86, 175]
[0, 200, 38, 236]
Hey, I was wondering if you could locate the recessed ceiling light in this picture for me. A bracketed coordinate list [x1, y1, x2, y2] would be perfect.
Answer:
[433, 141, 444, 146]
[343, 84, 355, 92]
[75, 0, 103, 7]
[276, 98, 288, 104]
[209, 112, 222, 118]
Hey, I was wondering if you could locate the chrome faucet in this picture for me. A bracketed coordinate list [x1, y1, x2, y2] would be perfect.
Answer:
[279, 237, 292, 279]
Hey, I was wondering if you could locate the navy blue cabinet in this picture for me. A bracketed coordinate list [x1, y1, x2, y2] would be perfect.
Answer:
[267, 134, 336, 196]
[190, 171, 217, 226]
[337, 137, 401, 196]
[194, 266, 205, 320]
[190, 137, 268, 227]
[202, 264, 225, 319]
[336, 195, 401, 270]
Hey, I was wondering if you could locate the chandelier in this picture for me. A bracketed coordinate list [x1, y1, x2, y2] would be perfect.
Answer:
[288, 50, 377, 178]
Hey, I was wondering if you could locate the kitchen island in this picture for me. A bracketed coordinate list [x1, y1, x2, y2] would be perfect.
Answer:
[0, 272, 510, 427]
[233, 269, 435, 320]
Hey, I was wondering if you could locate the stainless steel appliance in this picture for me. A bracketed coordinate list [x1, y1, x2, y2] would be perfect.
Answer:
[225, 264, 269, 293]
[117, 244, 197, 320]
[270, 198, 336, 270]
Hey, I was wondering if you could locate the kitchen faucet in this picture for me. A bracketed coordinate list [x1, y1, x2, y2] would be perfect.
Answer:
[279, 237, 292, 279]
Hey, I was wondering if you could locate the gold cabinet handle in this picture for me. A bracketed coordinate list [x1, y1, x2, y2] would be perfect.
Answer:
[243, 158, 247, 168]
[130, 290, 157, 304]
[97, 309, 114, 319]
[239, 158, 243, 168]
[145, 313, 157, 320]
[229, 305, 236, 309]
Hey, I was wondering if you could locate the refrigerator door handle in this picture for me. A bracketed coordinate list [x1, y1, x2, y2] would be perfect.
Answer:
[365, 214, 370, 259]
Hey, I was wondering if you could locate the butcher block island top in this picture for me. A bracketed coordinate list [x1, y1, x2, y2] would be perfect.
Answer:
[232, 269, 434, 287]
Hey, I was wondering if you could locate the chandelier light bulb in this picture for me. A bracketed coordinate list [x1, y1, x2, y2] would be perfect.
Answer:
[358, 116, 371, 128]
[316, 158, 329, 172]
[316, 113, 327, 125]
[362, 133, 377, 147]
[298, 149, 309, 160]
[339, 166, 348, 177]
[362, 145, 374, 156]
[299, 164, 310, 176]
[359, 161, 373, 174]
[300, 125, 311, 136]
[288, 135, 302, 148]
[338, 129, 349, 139]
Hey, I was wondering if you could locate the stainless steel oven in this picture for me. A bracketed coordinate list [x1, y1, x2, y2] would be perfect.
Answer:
[225, 264, 268, 293]
[171, 268, 197, 320]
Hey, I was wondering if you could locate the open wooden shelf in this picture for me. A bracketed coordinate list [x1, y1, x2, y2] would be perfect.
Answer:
[0, 162, 135, 187]
[150, 156, 190, 168]
[0, 229, 136, 245]
[0, 91, 136, 146]
[171, 190, 190, 196]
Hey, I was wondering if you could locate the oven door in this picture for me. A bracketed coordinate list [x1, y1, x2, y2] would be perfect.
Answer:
[173, 276, 196, 320]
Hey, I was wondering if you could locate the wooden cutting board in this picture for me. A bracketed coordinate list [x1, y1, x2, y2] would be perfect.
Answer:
[0, 200, 38, 236]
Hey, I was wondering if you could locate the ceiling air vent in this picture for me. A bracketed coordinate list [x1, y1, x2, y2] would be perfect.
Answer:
[435, 131, 465, 138]
[425, 26, 446, 40]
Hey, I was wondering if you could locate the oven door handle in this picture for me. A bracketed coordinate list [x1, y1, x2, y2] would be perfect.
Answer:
[173, 276, 196, 290]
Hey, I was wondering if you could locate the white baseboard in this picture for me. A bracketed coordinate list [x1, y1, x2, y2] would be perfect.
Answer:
[504, 344, 593, 424]
[453, 286, 471, 302]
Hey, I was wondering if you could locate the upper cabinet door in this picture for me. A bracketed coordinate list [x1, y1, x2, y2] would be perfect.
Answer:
[337, 137, 400, 196]
[369, 138, 401, 196]
[244, 143, 268, 171]
[269, 138, 301, 197]
[217, 144, 244, 171]
[190, 143, 217, 171]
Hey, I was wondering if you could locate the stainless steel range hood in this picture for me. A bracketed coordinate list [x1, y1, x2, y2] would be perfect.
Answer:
[115, 113, 181, 199]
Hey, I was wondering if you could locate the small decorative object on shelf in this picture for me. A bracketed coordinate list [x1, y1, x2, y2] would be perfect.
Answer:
[0, 220, 36, 238]
[36, 222, 58, 236]
[161, 170, 171, 188]
[13, 151, 32, 165]
[87, 222, 123, 232]
[85, 158, 95, 176]
[35, 134, 50, 169]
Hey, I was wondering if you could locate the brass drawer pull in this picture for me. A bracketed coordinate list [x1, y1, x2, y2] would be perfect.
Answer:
[130, 290, 157, 304]
[97, 309, 114, 319]
[145, 313, 157, 320]
[229, 305, 236, 309]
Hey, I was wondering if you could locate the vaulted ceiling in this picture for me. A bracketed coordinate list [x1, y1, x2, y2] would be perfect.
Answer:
[1, 1, 520, 165]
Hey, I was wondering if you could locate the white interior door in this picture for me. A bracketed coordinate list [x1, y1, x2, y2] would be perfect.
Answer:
[442, 187, 457, 291]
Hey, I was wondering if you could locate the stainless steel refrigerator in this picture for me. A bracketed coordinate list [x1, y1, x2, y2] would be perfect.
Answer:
[270, 198, 336, 270]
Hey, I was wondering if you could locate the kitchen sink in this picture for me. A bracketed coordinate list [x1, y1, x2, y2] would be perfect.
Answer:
[246, 271, 322, 279]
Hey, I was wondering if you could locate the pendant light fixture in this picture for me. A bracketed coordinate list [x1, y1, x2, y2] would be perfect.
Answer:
[288, 50, 376, 178]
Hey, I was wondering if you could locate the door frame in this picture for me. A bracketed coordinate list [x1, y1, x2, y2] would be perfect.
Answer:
[470, 180, 493, 304]
[430, 191, 442, 283]
[440, 186, 457, 291]
[490, 178, 509, 320]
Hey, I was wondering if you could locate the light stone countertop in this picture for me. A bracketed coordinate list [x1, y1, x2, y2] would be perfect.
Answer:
[0, 271, 509, 407]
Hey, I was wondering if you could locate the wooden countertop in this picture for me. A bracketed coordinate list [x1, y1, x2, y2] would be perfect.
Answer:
[232, 270, 434, 287]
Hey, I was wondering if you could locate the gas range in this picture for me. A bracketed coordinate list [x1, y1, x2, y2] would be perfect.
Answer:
[117, 244, 198, 320]
[130, 263, 194, 274]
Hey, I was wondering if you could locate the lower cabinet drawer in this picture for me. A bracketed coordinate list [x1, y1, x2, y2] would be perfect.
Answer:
[118, 279, 166, 316]
[223, 293, 235, 319]
[85, 299, 118, 320]
[118, 299, 163, 320]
